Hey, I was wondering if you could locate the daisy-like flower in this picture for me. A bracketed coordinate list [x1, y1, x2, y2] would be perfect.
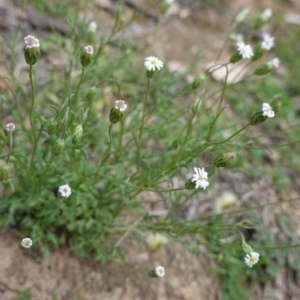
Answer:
[155, 266, 165, 277]
[24, 35, 40, 49]
[115, 100, 127, 112]
[261, 8, 272, 20]
[21, 238, 33, 249]
[6, 123, 16, 132]
[244, 252, 260, 268]
[84, 45, 94, 55]
[191, 167, 209, 190]
[262, 103, 275, 118]
[144, 56, 164, 72]
[59, 184, 72, 198]
[261, 33, 275, 51]
[237, 42, 254, 59]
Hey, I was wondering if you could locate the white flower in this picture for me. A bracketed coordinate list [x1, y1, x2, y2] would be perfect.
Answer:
[271, 58, 280, 68]
[114, 100, 127, 112]
[237, 42, 253, 59]
[262, 103, 275, 118]
[24, 35, 40, 49]
[88, 21, 97, 33]
[155, 266, 165, 277]
[144, 56, 164, 71]
[244, 252, 260, 267]
[84, 45, 94, 55]
[6, 123, 16, 132]
[21, 238, 32, 249]
[261, 8, 272, 20]
[261, 33, 275, 51]
[191, 167, 209, 190]
[59, 184, 72, 198]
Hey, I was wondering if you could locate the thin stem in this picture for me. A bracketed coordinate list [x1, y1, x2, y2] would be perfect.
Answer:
[74, 67, 85, 106]
[114, 216, 144, 248]
[61, 107, 70, 139]
[139, 78, 151, 141]
[96, 123, 113, 173]
[29, 65, 37, 165]
[5, 132, 13, 164]
[185, 123, 250, 165]
[137, 78, 151, 169]
[205, 64, 229, 142]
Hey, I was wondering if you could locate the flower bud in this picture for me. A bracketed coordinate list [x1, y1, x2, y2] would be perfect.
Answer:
[251, 43, 264, 61]
[24, 35, 40, 66]
[0, 164, 10, 181]
[109, 100, 127, 124]
[47, 121, 57, 135]
[249, 111, 268, 125]
[234, 8, 249, 26]
[161, 0, 173, 15]
[148, 266, 165, 278]
[86, 86, 97, 103]
[242, 241, 253, 254]
[185, 178, 196, 190]
[254, 17, 265, 30]
[229, 51, 242, 64]
[192, 73, 206, 90]
[213, 152, 236, 167]
[53, 138, 65, 156]
[80, 45, 94, 67]
[72, 124, 83, 144]
[109, 108, 123, 124]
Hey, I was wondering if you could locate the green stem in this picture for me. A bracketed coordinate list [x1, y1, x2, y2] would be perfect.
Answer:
[185, 123, 250, 165]
[205, 64, 229, 142]
[74, 67, 85, 106]
[137, 78, 151, 169]
[96, 123, 113, 173]
[29, 65, 37, 165]
[61, 106, 70, 139]
[6, 132, 13, 164]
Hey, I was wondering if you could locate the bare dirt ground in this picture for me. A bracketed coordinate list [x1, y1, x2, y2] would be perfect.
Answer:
[1, 0, 300, 299]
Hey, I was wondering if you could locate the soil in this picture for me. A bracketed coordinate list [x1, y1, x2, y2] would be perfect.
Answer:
[1, 0, 300, 299]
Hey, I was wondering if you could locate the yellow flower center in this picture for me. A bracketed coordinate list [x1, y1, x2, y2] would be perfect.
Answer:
[249, 257, 256, 263]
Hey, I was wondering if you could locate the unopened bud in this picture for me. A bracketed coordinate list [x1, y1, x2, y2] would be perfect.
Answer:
[251, 43, 264, 61]
[192, 73, 206, 89]
[242, 241, 254, 254]
[72, 124, 83, 144]
[53, 138, 65, 156]
[250, 111, 268, 125]
[24, 35, 40, 66]
[80, 45, 94, 67]
[109, 108, 123, 124]
[86, 86, 97, 102]
[253, 63, 272, 76]
[0, 164, 10, 181]
[47, 121, 57, 135]
[148, 266, 165, 278]
[213, 152, 236, 167]
[229, 51, 242, 64]
[234, 8, 249, 26]
[185, 178, 196, 190]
